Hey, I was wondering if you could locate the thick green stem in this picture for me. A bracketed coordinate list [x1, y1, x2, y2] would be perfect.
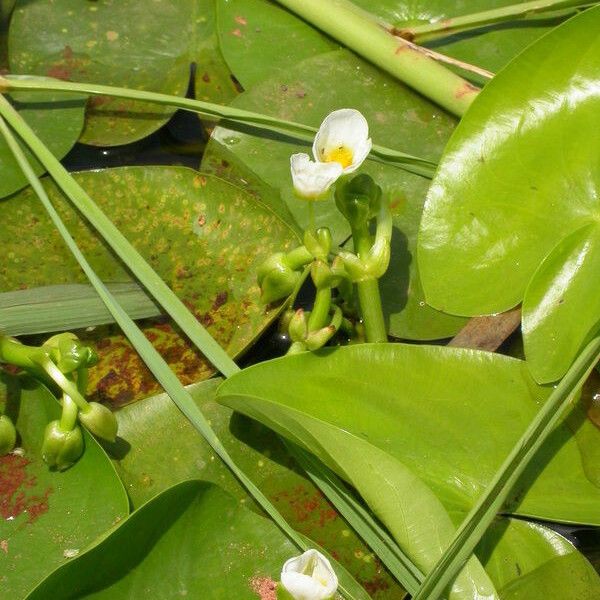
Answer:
[413, 336, 600, 599]
[59, 394, 79, 432]
[0, 93, 239, 379]
[308, 287, 332, 332]
[275, 0, 478, 117]
[403, 0, 596, 41]
[38, 358, 89, 412]
[286, 246, 314, 270]
[352, 227, 387, 343]
[0, 335, 46, 368]
[0, 75, 436, 178]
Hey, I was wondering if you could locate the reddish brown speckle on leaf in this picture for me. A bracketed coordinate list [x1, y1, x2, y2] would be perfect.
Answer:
[235, 15, 248, 26]
[250, 576, 277, 600]
[201, 72, 211, 83]
[231, 28, 243, 37]
[455, 82, 479, 99]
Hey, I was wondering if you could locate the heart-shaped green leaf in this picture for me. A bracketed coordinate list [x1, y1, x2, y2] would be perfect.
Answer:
[418, 7, 600, 319]
[8, 0, 196, 145]
[522, 224, 600, 383]
[0, 373, 129, 598]
[27, 480, 370, 600]
[0, 77, 85, 199]
[203, 48, 467, 340]
[217, 343, 600, 525]
[0, 167, 298, 405]
[216, 0, 338, 89]
[111, 378, 406, 596]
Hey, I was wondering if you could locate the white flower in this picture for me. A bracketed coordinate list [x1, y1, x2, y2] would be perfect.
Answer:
[290, 153, 343, 200]
[313, 109, 372, 174]
[280, 549, 338, 600]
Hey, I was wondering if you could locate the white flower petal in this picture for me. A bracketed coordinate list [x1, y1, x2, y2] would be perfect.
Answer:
[312, 108, 372, 174]
[281, 549, 338, 600]
[290, 153, 343, 199]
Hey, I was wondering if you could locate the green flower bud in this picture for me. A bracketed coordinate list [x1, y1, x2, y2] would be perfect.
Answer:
[310, 260, 340, 290]
[257, 253, 301, 305]
[79, 402, 118, 442]
[288, 309, 308, 343]
[43, 333, 98, 373]
[335, 174, 382, 229]
[303, 227, 332, 261]
[42, 421, 84, 471]
[0, 415, 17, 455]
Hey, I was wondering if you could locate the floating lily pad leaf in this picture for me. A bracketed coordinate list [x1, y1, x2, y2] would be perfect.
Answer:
[353, 0, 569, 77]
[216, 0, 338, 89]
[418, 7, 600, 318]
[28, 480, 371, 600]
[481, 518, 600, 599]
[0, 167, 298, 405]
[193, 0, 239, 105]
[8, 0, 196, 146]
[217, 343, 600, 525]
[112, 378, 405, 598]
[0, 76, 85, 199]
[203, 49, 467, 339]
[522, 224, 600, 383]
[0, 372, 129, 598]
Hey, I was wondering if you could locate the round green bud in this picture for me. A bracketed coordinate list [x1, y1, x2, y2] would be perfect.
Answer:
[79, 402, 118, 442]
[44, 333, 98, 373]
[257, 253, 301, 305]
[42, 421, 84, 471]
[0, 415, 17, 456]
[288, 309, 308, 343]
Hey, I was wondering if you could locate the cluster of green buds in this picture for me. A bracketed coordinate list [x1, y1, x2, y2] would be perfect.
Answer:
[0, 333, 117, 470]
[257, 108, 392, 352]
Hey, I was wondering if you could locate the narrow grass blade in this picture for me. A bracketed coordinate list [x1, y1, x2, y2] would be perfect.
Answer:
[0, 93, 239, 378]
[0, 282, 160, 336]
[0, 75, 437, 179]
[412, 335, 600, 600]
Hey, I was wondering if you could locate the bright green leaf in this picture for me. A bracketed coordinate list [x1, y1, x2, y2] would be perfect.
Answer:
[217, 343, 600, 525]
[418, 7, 600, 317]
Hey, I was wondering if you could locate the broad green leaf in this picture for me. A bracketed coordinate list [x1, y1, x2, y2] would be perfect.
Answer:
[522, 224, 600, 383]
[0, 372, 129, 598]
[418, 7, 600, 318]
[481, 519, 600, 598]
[354, 0, 572, 78]
[112, 378, 405, 597]
[217, 0, 338, 89]
[217, 343, 600, 525]
[9, 0, 196, 145]
[27, 480, 370, 600]
[193, 0, 239, 105]
[0, 167, 298, 405]
[0, 77, 85, 199]
[203, 49, 467, 340]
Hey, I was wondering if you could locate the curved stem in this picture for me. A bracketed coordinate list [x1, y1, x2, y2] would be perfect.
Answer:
[59, 394, 79, 432]
[38, 357, 89, 412]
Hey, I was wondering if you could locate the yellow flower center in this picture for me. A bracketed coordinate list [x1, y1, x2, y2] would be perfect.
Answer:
[323, 145, 353, 169]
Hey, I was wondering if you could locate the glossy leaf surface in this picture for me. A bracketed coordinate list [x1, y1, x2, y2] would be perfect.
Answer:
[217, 343, 600, 525]
[28, 480, 372, 600]
[112, 378, 405, 598]
[523, 224, 600, 383]
[9, 0, 196, 145]
[0, 167, 297, 405]
[418, 7, 600, 318]
[203, 49, 467, 340]
[0, 373, 128, 598]
[0, 78, 85, 199]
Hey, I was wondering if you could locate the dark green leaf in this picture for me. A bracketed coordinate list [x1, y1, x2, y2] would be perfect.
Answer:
[9, 0, 196, 145]
[0, 373, 128, 598]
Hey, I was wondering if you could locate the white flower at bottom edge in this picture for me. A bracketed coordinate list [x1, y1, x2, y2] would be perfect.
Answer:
[280, 549, 338, 600]
[290, 153, 343, 200]
[312, 108, 372, 174]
